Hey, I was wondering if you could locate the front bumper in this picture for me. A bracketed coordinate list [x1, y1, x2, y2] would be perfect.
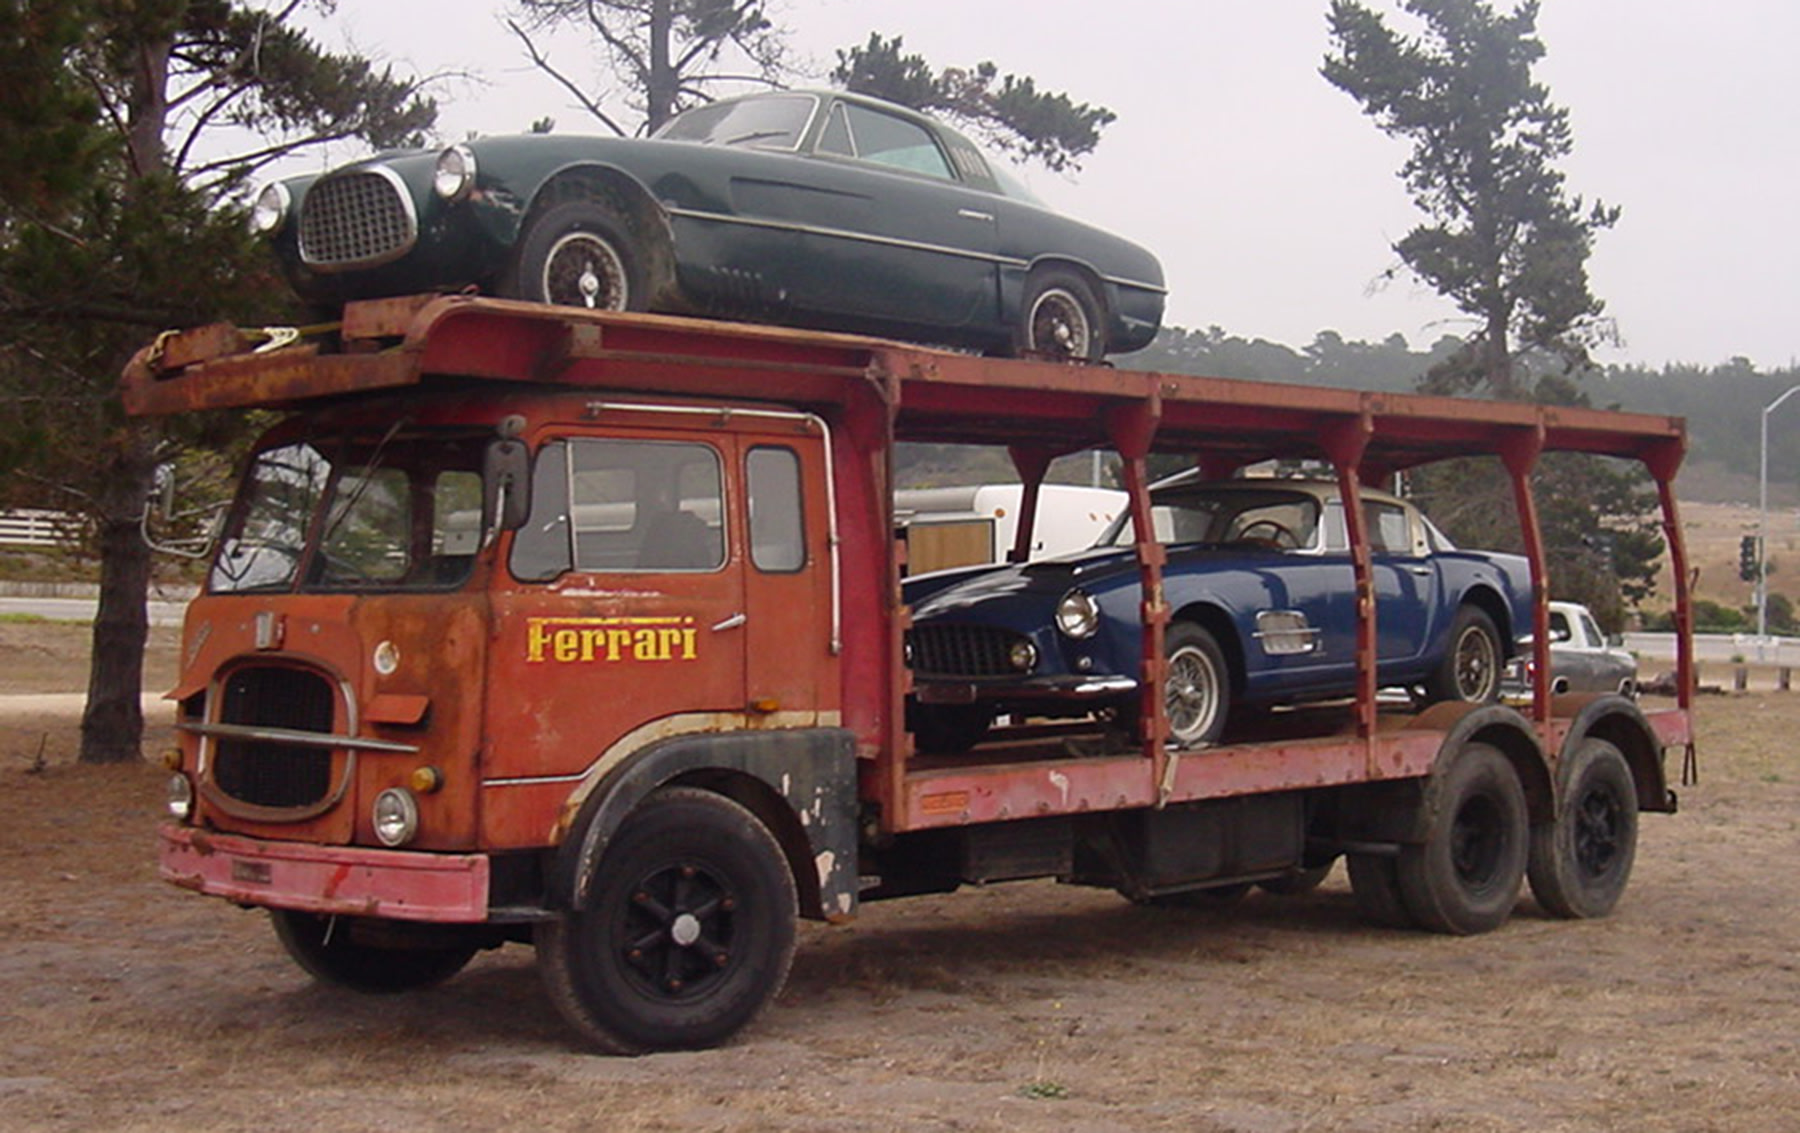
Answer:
[913, 673, 1137, 705]
[158, 824, 490, 923]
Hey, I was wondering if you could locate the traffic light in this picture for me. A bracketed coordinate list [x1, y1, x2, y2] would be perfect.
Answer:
[1740, 534, 1759, 581]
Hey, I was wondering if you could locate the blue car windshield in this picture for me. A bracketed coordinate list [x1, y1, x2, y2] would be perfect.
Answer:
[655, 93, 818, 150]
[1100, 488, 1322, 551]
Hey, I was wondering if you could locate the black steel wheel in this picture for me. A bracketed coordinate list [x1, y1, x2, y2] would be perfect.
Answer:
[1396, 742, 1528, 935]
[1423, 605, 1503, 705]
[270, 909, 476, 994]
[1017, 267, 1105, 361]
[1165, 623, 1229, 749]
[1528, 738, 1639, 919]
[537, 787, 797, 1054]
[504, 200, 645, 311]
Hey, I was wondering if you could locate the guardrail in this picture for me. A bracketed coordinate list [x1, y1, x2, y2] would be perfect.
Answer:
[0, 509, 83, 548]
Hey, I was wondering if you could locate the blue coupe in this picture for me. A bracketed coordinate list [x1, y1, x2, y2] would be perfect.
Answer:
[250, 89, 1165, 361]
[904, 478, 1533, 751]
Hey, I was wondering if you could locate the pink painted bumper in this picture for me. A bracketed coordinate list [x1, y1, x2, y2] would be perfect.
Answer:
[158, 824, 490, 923]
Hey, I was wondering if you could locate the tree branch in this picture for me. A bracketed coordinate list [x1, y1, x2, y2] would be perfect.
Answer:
[508, 19, 630, 136]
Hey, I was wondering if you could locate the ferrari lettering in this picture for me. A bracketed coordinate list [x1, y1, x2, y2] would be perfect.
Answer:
[527, 617, 698, 664]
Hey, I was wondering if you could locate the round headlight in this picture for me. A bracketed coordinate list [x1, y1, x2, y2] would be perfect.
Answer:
[1055, 589, 1100, 639]
[249, 181, 291, 235]
[166, 773, 194, 820]
[373, 788, 420, 847]
[433, 144, 478, 201]
[1008, 638, 1039, 672]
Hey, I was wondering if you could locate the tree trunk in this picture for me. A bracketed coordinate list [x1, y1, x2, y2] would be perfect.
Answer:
[645, 0, 676, 132]
[79, 419, 159, 764]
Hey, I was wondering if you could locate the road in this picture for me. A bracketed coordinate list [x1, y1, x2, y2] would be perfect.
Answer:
[0, 595, 188, 626]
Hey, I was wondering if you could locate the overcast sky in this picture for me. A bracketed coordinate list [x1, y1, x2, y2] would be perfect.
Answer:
[297, 0, 1799, 371]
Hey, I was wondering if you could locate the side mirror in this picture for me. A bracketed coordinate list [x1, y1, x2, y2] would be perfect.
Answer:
[484, 433, 531, 534]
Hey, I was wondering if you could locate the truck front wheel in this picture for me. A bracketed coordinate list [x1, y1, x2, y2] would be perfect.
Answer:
[270, 909, 477, 993]
[537, 787, 797, 1054]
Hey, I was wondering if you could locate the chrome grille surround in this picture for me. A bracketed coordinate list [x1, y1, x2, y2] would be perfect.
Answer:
[297, 166, 418, 270]
[907, 624, 1030, 678]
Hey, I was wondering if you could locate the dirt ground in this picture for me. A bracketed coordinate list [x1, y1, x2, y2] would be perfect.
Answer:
[1, 619, 1796, 1132]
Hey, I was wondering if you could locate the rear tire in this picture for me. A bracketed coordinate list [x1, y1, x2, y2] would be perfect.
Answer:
[537, 788, 796, 1054]
[1528, 739, 1638, 918]
[1016, 267, 1105, 361]
[1396, 742, 1528, 934]
[270, 910, 476, 994]
[1423, 605, 1503, 705]
[1346, 853, 1414, 928]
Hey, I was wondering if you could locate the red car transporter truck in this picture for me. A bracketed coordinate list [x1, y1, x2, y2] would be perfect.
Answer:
[129, 295, 1696, 1054]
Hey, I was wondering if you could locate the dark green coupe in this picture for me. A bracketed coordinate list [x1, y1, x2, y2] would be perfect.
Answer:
[251, 90, 1165, 360]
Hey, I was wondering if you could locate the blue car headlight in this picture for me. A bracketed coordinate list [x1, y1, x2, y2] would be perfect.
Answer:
[1056, 588, 1100, 639]
[433, 144, 478, 202]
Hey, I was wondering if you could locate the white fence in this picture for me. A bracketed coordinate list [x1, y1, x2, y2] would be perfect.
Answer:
[0, 509, 84, 548]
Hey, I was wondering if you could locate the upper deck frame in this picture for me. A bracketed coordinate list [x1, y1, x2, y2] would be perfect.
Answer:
[125, 294, 1695, 833]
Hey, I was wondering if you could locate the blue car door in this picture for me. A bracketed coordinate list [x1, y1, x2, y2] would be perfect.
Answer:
[1366, 499, 1440, 666]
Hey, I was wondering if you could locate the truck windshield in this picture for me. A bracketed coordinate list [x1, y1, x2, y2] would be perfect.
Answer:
[210, 430, 488, 594]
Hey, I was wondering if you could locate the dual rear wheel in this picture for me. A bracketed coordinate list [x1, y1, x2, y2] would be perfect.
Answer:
[1347, 737, 1639, 934]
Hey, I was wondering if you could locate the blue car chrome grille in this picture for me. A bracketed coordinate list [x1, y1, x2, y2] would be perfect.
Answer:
[908, 624, 1027, 678]
[298, 171, 416, 268]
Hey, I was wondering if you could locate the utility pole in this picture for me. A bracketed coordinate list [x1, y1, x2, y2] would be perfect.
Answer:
[1758, 385, 1800, 645]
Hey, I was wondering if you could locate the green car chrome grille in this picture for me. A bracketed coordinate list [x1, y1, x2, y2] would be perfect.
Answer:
[298, 171, 416, 269]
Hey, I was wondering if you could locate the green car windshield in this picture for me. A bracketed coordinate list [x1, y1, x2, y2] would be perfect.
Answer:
[654, 93, 817, 150]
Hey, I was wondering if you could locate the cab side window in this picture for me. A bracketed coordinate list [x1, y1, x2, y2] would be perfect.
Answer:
[747, 446, 805, 572]
[509, 439, 725, 579]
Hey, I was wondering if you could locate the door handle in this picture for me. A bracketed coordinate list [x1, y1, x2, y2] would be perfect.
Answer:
[1407, 566, 1432, 577]
[957, 208, 995, 223]
[712, 613, 747, 631]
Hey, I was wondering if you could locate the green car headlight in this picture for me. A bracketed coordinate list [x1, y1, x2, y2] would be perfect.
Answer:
[249, 182, 291, 235]
[433, 144, 478, 202]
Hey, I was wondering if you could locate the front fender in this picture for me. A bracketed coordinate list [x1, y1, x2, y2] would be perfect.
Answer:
[552, 728, 859, 922]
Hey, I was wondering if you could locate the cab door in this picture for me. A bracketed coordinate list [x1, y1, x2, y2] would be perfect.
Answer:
[737, 428, 839, 722]
[483, 428, 746, 845]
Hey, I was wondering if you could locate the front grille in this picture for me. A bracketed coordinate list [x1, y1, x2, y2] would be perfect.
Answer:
[298, 169, 417, 268]
[908, 624, 1027, 678]
[212, 667, 336, 809]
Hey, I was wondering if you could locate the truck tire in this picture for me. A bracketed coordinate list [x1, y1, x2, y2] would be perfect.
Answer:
[503, 199, 645, 311]
[1422, 605, 1503, 705]
[1165, 623, 1229, 748]
[1346, 853, 1414, 928]
[1396, 742, 1528, 935]
[537, 787, 797, 1054]
[270, 909, 476, 993]
[1527, 738, 1638, 919]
